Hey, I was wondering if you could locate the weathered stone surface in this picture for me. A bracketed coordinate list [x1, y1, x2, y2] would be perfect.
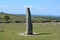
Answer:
[26, 8, 33, 35]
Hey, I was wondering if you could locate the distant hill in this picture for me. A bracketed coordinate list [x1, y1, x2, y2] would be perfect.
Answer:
[13, 14, 60, 21]
[0, 12, 60, 23]
[0, 12, 26, 22]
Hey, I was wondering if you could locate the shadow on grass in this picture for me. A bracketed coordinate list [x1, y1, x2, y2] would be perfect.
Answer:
[33, 33, 51, 35]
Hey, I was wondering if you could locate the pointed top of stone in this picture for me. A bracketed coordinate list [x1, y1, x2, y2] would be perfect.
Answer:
[27, 7, 30, 10]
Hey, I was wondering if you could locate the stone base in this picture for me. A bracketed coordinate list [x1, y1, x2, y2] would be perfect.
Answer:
[27, 32, 33, 35]
[18, 32, 38, 36]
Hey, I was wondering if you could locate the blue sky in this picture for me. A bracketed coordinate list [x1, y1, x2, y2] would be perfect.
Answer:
[0, 0, 60, 16]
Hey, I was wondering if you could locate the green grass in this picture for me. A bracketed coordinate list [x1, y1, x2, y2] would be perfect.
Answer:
[0, 23, 60, 40]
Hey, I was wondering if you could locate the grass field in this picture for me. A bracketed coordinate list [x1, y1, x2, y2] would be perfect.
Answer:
[0, 23, 60, 40]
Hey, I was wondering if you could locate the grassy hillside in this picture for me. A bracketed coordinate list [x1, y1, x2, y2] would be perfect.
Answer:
[0, 12, 60, 40]
[0, 23, 60, 40]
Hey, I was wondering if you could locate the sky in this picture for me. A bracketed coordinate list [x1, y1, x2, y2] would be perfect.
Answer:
[0, 0, 60, 16]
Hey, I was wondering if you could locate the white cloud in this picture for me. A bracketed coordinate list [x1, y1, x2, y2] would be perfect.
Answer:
[40, 7, 46, 11]
[39, 6, 60, 13]
[0, 5, 8, 9]
[25, 5, 32, 8]
[46, 0, 54, 2]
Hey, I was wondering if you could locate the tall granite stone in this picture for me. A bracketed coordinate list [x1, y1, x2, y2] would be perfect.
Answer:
[26, 7, 33, 35]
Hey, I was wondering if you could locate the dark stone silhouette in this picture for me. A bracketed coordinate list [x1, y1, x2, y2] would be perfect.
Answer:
[26, 7, 33, 35]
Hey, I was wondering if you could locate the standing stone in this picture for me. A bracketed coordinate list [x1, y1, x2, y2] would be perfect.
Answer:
[26, 7, 33, 35]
